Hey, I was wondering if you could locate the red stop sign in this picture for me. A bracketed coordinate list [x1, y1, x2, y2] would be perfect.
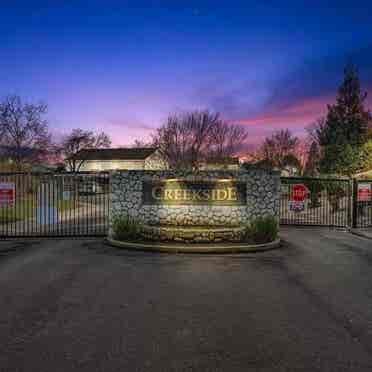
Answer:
[291, 184, 309, 202]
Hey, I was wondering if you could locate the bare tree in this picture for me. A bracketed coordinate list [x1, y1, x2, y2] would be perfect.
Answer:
[61, 128, 111, 172]
[0, 95, 52, 170]
[304, 141, 321, 176]
[130, 139, 152, 148]
[152, 110, 248, 169]
[209, 121, 249, 160]
[258, 129, 300, 169]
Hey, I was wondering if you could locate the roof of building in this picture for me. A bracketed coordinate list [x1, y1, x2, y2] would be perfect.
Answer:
[71, 147, 158, 161]
[202, 157, 240, 165]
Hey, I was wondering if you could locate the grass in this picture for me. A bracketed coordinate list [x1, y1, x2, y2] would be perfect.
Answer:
[245, 215, 279, 244]
[112, 215, 143, 241]
[0, 197, 77, 224]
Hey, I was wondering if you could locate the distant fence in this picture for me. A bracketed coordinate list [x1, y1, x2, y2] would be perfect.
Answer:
[280, 176, 372, 228]
[0, 172, 109, 238]
[1, 172, 371, 239]
[280, 177, 352, 228]
[353, 179, 372, 228]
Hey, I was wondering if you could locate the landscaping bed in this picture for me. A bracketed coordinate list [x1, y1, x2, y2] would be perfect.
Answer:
[108, 215, 280, 253]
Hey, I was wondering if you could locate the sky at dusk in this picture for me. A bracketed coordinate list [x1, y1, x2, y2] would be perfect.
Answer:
[1, 0, 372, 148]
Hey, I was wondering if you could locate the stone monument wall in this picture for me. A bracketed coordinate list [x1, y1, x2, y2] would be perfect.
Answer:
[110, 169, 280, 242]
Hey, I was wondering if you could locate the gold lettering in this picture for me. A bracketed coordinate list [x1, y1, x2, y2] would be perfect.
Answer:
[183, 189, 192, 200]
[227, 187, 237, 201]
[149, 181, 244, 205]
[216, 189, 228, 201]
[191, 189, 200, 200]
[201, 189, 211, 200]
[165, 189, 174, 200]
[211, 189, 217, 200]
[174, 189, 183, 200]
[152, 186, 163, 200]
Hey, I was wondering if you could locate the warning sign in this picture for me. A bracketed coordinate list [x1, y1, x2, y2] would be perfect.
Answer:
[0, 183, 15, 207]
[291, 184, 309, 202]
[358, 183, 371, 202]
[289, 184, 310, 213]
[289, 201, 306, 212]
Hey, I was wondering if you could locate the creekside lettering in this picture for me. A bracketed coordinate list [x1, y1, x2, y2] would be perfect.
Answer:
[153, 186, 238, 202]
[143, 181, 246, 206]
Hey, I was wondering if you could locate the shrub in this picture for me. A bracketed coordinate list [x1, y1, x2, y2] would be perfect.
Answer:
[112, 215, 142, 241]
[245, 216, 278, 244]
[322, 180, 347, 213]
[303, 179, 323, 208]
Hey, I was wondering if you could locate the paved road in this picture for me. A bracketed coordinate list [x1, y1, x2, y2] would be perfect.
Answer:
[1, 229, 372, 371]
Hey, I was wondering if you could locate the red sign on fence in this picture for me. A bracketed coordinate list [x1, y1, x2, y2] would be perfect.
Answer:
[291, 184, 309, 202]
[288, 184, 310, 213]
[357, 183, 371, 202]
[0, 183, 15, 207]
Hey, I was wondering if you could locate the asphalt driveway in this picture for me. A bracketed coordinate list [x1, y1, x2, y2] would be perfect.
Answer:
[1, 228, 372, 371]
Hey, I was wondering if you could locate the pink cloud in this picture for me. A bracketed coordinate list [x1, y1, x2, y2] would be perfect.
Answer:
[237, 96, 332, 128]
[234, 89, 372, 151]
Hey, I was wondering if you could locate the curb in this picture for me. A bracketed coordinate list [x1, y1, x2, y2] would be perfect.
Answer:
[106, 237, 281, 254]
[349, 229, 372, 240]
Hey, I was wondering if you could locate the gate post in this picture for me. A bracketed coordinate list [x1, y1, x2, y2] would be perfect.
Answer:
[351, 178, 358, 229]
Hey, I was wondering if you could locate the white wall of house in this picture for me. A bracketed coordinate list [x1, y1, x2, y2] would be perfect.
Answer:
[77, 159, 146, 172]
[72, 151, 169, 172]
[199, 163, 240, 171]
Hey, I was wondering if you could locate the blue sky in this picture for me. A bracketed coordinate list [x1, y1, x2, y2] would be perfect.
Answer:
[1, 1, 372, 146]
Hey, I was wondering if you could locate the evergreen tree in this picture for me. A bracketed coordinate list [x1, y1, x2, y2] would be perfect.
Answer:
[358, 140, 372, 173]
[318, 64, 371, 174]
[320, 143, 360, 176]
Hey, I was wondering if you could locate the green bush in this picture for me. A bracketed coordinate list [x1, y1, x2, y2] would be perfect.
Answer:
[303, 179, 323, 208]
[245, 216, 278, 244]
[112, 215, 142, 241]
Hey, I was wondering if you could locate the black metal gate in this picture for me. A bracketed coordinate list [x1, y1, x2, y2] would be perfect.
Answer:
[280, 177, 352, 227]
[1, 172, 369, 237]
[0, 172, 109, 238]
[353, 179, 372, 228]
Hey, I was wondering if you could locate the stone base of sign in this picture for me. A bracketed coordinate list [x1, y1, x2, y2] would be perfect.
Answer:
[106, 237, 281, 254]
[141, 224, 245, 243]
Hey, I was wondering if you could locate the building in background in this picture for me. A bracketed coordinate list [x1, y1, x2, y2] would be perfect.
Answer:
[199, 157, 240, 170]
[67, 148, 169, 172]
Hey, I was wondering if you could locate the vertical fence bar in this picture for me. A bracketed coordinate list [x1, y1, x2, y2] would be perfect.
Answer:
[74, 173, 78, 236]
[352, 178, 358, 228]
[11, 174, 14, 237]
[369, 180, 372, 227]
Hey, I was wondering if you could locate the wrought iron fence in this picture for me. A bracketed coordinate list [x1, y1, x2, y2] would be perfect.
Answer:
[280, 177, 352, 227]
[0, 172, 110, 238]
[353, 179, 372, 228]
[1, 172, 371, 238]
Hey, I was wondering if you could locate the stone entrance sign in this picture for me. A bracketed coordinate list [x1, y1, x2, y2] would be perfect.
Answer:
[110, 169, 280, 243]
[142, 180, 246, 206]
